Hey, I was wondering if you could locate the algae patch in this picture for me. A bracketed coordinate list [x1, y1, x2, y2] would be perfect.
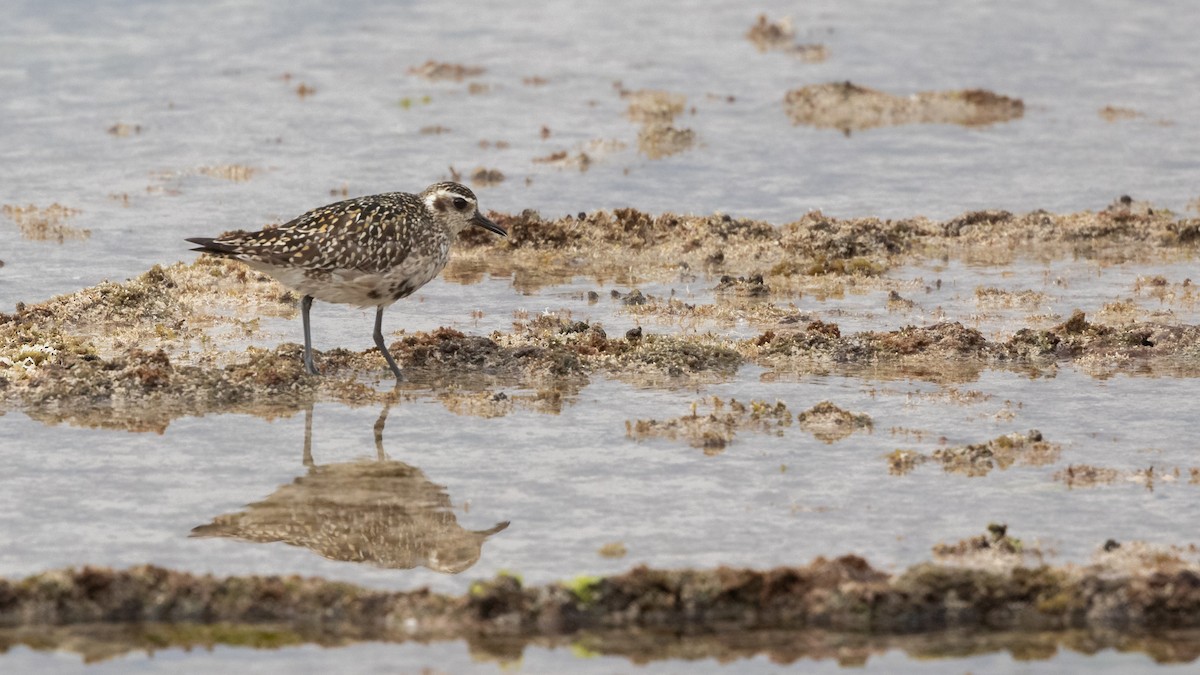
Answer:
[1054, 464, 1200, 491]
[626, 397, 791, 453]
[745, 14, 827, 62]
[888, 430, 1059, 477]
[6, 545, 1200, 649]
[618, 87, 697, 159]
[784, 82, 1024, 133]
[796, 401, 873, 443]
[3, 203, 90, 243]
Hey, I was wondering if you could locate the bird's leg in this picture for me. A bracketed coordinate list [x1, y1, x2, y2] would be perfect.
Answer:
[373, 401, 391, 461]
[302, 403, 315, 467]
[374, 306, 404, 381]
[301, 294, 318, 375]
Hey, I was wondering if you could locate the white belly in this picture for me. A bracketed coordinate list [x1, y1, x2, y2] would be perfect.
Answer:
[244, 253, 447, 308]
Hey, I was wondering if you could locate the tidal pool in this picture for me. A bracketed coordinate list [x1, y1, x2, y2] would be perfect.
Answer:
[3, 0, 1199, 672]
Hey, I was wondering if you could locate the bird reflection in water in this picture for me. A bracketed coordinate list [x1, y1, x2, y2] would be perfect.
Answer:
[191, 403, 509, 574]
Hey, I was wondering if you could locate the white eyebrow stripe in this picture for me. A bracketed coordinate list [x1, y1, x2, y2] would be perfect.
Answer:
[424, 190, 475, 210]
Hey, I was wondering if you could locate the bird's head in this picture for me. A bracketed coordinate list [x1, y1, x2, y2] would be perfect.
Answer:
[421, 182, 506, 238]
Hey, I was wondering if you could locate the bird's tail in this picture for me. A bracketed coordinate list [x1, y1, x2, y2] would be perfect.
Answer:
[185, 237, 237, 255]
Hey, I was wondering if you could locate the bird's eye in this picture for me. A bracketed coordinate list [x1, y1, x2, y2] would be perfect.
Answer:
[452, 197, 469, 210]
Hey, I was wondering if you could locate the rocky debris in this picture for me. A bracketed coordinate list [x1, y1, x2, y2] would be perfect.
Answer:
[622, 89, 685, 124]
[796, 401, 872, 443]
[888, 430, 1059, 477]
[4, 548, 1200, 645]
[932, 524, 1033, 564]
[627, 397, 791, 453]
[8, 262, 1200, 432]
[469, 167, 505, 187]
[407, 61, 484, 81]
[451, 202, 1200, 293]
[1054, 464, 1200, 491]
[784, 82, 1024, 133]
[6, 195, 1200, 431]
[714, 274, 770, 297]
[1099, 106, 1141, 122]
[617, 87, 697, 159]
[3, 203, 90, 243]
[745, 15, 827, 61]
[637, 123, 696, 159]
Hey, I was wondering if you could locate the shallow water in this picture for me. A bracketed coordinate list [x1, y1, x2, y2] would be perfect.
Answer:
[3, 0, 1200, 672]
[3, 367, 1197, 593]
[5, 623, 1200, 672]
[7, 638, 1200, 675]
[3, 0, 1199, 308]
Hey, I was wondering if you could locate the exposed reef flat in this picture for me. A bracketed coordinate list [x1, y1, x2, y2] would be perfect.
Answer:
[3, 541, 1199, 664]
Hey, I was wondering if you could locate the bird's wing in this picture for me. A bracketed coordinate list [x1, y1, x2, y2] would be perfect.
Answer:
[212, 196, 415, 273]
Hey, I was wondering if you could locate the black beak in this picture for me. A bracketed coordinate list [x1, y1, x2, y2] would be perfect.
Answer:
[471, 212, 506, 237]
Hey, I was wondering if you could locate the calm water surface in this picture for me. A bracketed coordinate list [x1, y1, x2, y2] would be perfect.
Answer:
[2, 0, 1199, 672]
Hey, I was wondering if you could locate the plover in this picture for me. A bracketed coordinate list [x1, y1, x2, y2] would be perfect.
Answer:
[190, 404, 510, 573]
[187, 182, 505, 380]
